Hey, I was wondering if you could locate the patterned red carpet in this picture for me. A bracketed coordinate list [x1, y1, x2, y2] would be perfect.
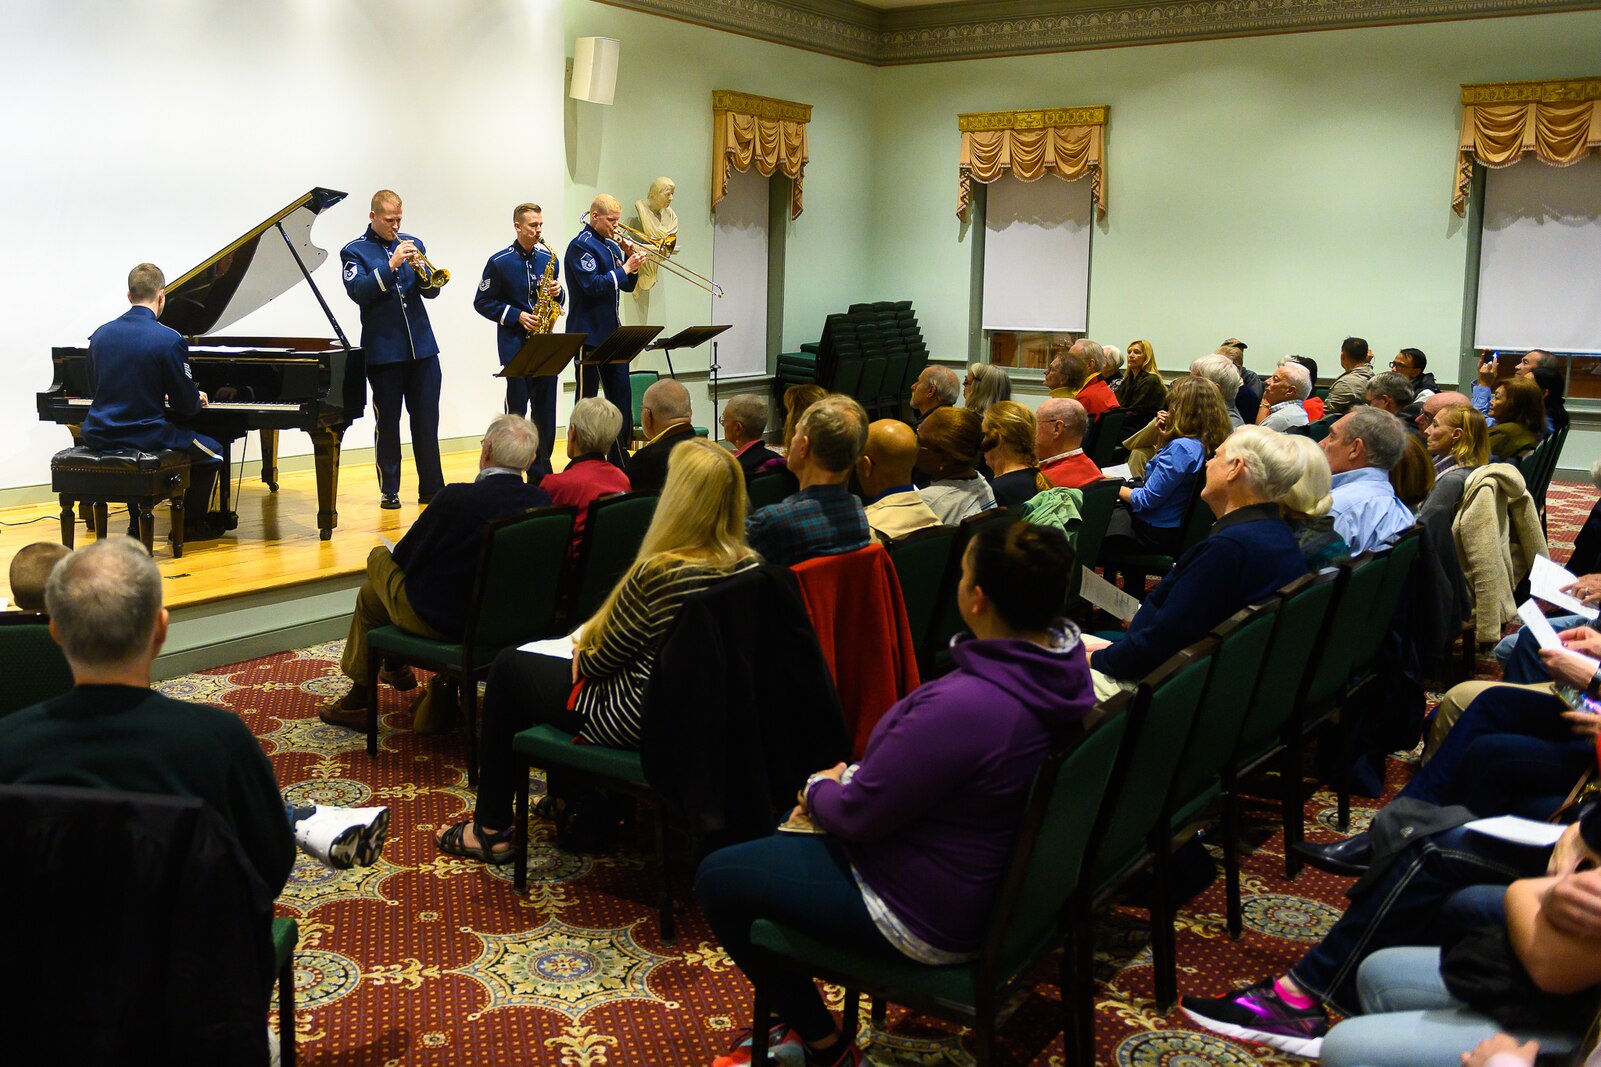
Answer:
[151, 480, 1598, 1066]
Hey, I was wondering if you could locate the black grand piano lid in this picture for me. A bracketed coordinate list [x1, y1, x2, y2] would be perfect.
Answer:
[159, 187, 348, 338]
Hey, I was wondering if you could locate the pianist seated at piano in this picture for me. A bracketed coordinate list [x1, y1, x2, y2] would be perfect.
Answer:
[320, 414, 551, 733]
[81, 263, 230, 542]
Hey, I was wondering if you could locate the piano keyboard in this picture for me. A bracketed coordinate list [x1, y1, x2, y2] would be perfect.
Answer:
[61, 398, 301, 412]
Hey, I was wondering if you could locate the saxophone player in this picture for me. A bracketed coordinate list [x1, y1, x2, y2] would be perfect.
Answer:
[474, 203, 565, 477]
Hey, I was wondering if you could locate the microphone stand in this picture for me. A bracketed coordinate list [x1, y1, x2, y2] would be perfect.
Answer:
[710, 340, 721, 443]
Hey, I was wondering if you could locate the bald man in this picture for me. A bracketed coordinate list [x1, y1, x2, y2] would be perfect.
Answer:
[627, 378, 696, 495]
[856, 419, 942, 542]
[1414, 390, 1471, 433]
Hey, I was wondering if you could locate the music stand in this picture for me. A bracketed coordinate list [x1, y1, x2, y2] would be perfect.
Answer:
[647, 324, 733, 380]
[497, 332, 586, 382]
[581, 325, 664, 379]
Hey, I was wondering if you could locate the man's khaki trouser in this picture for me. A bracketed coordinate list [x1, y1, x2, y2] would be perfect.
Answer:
[341, 546, 453, 731]
[1421, 679, 1556, 763]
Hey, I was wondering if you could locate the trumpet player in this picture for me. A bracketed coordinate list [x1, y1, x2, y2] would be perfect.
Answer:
[475, 203, 565, 477]
[341, 189, 445, 510]
[566, 193, 648, 462]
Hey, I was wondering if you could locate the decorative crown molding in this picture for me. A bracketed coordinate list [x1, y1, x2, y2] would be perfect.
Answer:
[958, 106, 1107, 131]
[1461, 76, 1601, 104]
[596, 0, 1601, 65]
[713, 89, 815, 122]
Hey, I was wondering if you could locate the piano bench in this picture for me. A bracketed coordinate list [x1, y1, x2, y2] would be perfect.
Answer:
[50, 447, 192, 559]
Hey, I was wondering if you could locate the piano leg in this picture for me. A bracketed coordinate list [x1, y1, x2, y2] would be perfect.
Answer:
[59, 496, 75, 548]
[260, 429, 280, 491]
[311, 428, 343, 541]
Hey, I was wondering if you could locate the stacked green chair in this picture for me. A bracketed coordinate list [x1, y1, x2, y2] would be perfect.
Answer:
[747, 704, 1131, 1067]
[567, 493, 658, 624]
[0, 613, 74, 717]
[885, 525, 961, 678]
[364, 506, 576, 784]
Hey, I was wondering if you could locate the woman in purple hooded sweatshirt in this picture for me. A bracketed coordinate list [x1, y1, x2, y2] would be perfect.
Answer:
[695, 520, 1097, 1067]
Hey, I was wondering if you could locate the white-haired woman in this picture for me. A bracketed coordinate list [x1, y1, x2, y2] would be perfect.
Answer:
[962, 363, 1012, 419]
[539, 397, 632, 542]
[1277, 432, 1351, 569]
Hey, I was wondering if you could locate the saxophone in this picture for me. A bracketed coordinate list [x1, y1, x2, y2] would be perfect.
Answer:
[529, 240, 563, 334]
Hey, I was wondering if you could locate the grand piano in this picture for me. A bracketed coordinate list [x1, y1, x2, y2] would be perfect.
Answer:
[38, 187, 366, 540]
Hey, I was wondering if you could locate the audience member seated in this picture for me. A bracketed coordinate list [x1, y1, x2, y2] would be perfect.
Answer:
[748, 395, 872, 567]
[1280, 434, 1352, 569]
[1487, 375, 1546, 460]
[628, 378, 698, 495]
[1034, 398, 1103, 490]
[1100, 343, 1125, 391]
[961, 362, 1010, 418]
[1324, 336, 1376, 418]
[1104, 375, 1231, 556]
[1062, 349, 1120, 416]
[1473, 349, 1555, 422]
[438, 438, 762, 863]
[0, 539, 391, 1057]
[722, 393, 782, 478]
[1574, 458, 1601, 577]
[1420, 403, 1490, 518]
[1290, 355, 1325, 421]
[321, 415, 550, 733]
[908, 365, 959, 425]
[1219, 342, 1262, 424]
[981, 401, 1051, 508]
[915, 407, 998, 524]
[1366, 371, 1417, 425]
[1389, 347, 1439, 400]
[1491, 570, 1598, 687]
[1198, 353, 1246, 429]
[1084, 425, 1308, 701]
[8, 541, 69, 612]
[1323, 406, 1416, 554]
[1115, 338, 1167, 434]
[856, 419, 941, 544]
[694, 521, 1095, 1067]
[1532, 364, 1570, 434]
[1390, 433, 1436, 512]
[1255, 359, 1313, 432]
[538, 397, 631, 543]
[781, 384, 828, 452]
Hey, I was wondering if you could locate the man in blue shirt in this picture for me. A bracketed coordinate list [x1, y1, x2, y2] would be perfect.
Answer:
[82, 263, 228, 542]
[564, 194, 647, 460]
[747, 395, 871, 567]
[474, 202, 564, 477]
[1323, 407, 1415, 554]
[341, 190, 445, 510]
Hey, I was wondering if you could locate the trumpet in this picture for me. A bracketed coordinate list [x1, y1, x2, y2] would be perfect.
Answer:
[582, 212, 722, 297]
[411, 250, 450, 290]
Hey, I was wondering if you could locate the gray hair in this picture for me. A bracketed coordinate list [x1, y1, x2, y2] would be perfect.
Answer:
[485, 413, 539, 470]
[44, 538, 163, 669]
[1191, 354, 1242, 402]
[1366, 371, 1415, 407]
[1221, 426, 1304, 501]
[1074, 339, 1107, 374]
[1275, 358, 1313, 401]
[796, 394, 868, 473]
[723, 393, 769, 440]
[1344, 406, 1408, 471]
[1100, 345, 1125, 374]
[964, 363, 1012, 416]
[1037, 397, 1088, 441]
[1280, 434, 1334, 518]
[567, 398, 623, 456]
[643, 378, 692, 422]
[923, 365, 961, 407]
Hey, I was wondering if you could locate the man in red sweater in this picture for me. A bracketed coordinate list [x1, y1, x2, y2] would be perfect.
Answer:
[1035, 398, 1104, 489]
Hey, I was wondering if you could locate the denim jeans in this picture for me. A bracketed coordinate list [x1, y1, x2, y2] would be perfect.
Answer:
[1320, 947, 1580, 1067]
[696, 834, 893, 1043]
[1495, 615, 1588, 686]
[1288, 827, 1550, 1015]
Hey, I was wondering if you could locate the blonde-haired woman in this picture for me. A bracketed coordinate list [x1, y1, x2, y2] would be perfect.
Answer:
[438, 438, 760, 862]
[962, 363, 1012, 419]
[981, 401, 1051, 508]
[1116, 338, 1167, 434]
[1278, 432, 1352, 569]
[1105, 375, 1232, 555]
[1421, 404, 1491, 518]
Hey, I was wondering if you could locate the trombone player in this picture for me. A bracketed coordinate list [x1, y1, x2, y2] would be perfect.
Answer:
[475, 203, 565, 478]
[565, 193, 647, 462]
[340, 189, 445, 510]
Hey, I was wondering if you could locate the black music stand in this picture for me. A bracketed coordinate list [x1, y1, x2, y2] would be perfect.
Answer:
[498, 332, 586, 383]
[581, 325, 664, 378]
[647, 324, 733, 380]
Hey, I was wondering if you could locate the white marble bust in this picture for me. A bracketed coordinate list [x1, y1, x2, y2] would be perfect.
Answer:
[633, 177, 678, 292]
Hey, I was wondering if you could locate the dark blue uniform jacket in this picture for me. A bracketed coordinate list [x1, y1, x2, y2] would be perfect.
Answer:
[563, 224, 637, 347]
[81, 306, 203, 452]
[473, 242, 565, 366]
[340, 227, 441, 366]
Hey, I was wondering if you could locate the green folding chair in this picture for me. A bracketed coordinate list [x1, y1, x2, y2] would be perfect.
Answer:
[0, 613, 73, 717]
[365, 505, 575, 784]
[885, 525, 960, 678]
[271, 917, 299, 1066]
[568, 492, 658, 623]
[747, 469, 797, 510]
[924, 508, 1015, 677]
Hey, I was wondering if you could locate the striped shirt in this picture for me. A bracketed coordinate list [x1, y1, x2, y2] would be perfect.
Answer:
[575, 556, 761, 748]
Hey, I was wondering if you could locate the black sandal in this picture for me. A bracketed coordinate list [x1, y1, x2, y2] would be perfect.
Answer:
[436, 820, 518, 866]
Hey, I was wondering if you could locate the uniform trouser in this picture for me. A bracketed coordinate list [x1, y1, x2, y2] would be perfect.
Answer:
[504, 373, 558, 478]
[579, 357, 632, 464]
[122, 433, 225, 535]
[368, 356, 444, 499]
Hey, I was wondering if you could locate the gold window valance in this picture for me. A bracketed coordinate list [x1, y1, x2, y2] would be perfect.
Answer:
[1453, 77, 1601, 216]
[957, 106, 1108, 222]
[712, 90, 811, 219]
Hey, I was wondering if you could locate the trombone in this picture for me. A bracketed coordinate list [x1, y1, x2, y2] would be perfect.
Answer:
[581, 212, 723, 297]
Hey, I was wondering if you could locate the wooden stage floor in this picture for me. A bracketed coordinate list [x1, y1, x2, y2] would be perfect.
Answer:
[0, 446, 489, 610]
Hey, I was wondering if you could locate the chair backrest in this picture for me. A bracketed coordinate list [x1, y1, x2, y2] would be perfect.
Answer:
[747, 469, 796, 510]
[1346, 526, 1421, 674]
[1178, 483, 1218, 552]
[1233, 569, 1340, 761]
[1070, 478, 1123, 574]
[925, 508, 1016, 663]
[465, 505, 577, 653]
[1163, 601, 1280, 817]
[1086, 409, 1127, 467]
[1299, 549, 1389, 716]
[885, 524, 960, 666]
[1089, 640, 1218, 889]
[569, 492, 659, 623]
[985, 704, 1131, 983]
[0, 614, 74, 717]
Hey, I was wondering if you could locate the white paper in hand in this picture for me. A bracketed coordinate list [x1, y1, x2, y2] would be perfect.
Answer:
[1099, 463, 1133, 481]
[1530, 554, 1600, 620]
[1078, 567, 1142, 624]
[1463, 815, 1566, 848]
[1517, 598, 1565, 651]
